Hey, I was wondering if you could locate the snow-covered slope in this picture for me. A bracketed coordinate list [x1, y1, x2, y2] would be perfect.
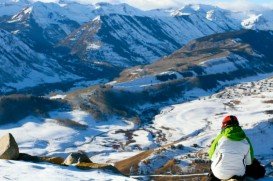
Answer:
[0, 29, 78, 93]
[110, 30, 273, 93]
[240, 10, 273, 30]
[0, 2, 273, 92]
[2, 2, 83, 50]
[0, 159, 134, 180]
[0, 109, 136, 157]
[3, 2, 273, 67]
[59, 30, 273, 135]
[0, 2, 244, 93]
[137, 76, 273, 175]
[59, 4, 241, 66]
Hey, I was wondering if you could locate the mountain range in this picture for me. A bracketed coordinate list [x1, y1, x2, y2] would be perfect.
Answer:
[66, 30, 273, 123]
[1, 1, 273, 93]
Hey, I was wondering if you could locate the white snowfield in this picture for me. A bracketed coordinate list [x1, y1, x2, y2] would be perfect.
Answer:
[0, 160, 135, 181]
[0, 110, 136, 157]
[200, 54, 249, 75]
[113, 71, 183, 92]
[0, 111, 138, 180]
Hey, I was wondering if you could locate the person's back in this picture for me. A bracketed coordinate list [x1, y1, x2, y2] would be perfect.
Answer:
[210, 126, 252, 179]
[208, 115, 254, 180]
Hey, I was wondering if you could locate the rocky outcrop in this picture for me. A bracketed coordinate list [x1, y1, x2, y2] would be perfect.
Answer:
[0, 133, 19, 160]
[63, 151, 92, 165]
[76, 162, 123, 175]
[41, 156, 65, 165]
[18, 153, 41, 162]
[0, 134, 126, 177]
[18, 153, 64, 165]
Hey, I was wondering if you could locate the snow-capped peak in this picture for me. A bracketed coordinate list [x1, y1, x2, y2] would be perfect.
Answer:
[180, 4, 220, 14]
[93, 2, 146, 16]
[242, 14, 262, 29]
[92, 15, 101, 22]
[9, 6, 32, 22]
[206, 10, 215, 21]
[168, 4, 226, 18]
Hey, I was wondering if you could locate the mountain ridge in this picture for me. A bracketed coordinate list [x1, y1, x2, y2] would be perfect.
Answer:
[1, 1, 273, 93]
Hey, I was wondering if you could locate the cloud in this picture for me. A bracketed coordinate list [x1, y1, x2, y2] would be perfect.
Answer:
[215, 0, 266, 11]
[261, 2, 273, 9]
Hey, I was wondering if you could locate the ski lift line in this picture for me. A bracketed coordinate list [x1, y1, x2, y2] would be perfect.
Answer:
[130, 173, 209, 178]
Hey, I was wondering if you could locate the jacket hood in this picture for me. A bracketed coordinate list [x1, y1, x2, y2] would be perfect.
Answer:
[223, 126, 246, 141]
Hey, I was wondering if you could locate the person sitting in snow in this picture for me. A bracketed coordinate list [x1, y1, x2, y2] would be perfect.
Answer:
[208, 115, 265, 180]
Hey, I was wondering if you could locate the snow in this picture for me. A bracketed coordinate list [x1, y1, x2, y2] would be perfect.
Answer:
[5, 68, 74, 90]
[129, 130, 155, 149]
[152, 76, 273, 158]
[1, 58, 273, 179]
[1, 1, 273, 33]
[8, 7, 32, 23]
[0, 29, 80, 92]
[113, 75, 161, 92]
[153, 101, 217, 142]
[94, 2, 145, 17]
[92, 151, 142, 164]
[50, 94, 67, 99]
[3, 1, 273, 68]
[86, 42, 101, 50]
[0, 107, 142, 178]
[200, 55, 248, 75]
[0, 160, 134, 181]
[124, 76, 273, 175]
[206, 10, 214, 21]
[0, 110, 135, 157]
[113, 72, 182, 92]
[34, 2, 246, 66]
[242, 14, 262, 29]
[1, 1, 273, 178]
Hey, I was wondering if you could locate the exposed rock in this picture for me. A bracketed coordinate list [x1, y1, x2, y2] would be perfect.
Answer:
[0, 133, 19, 160]
[76, 162, 123, 175]
[41, 156, 65, 165]
[18, 153, 64, 165]
[63, 151, 92, 165]
[18, 153, 41, 162]
[244, 177, 256, 181]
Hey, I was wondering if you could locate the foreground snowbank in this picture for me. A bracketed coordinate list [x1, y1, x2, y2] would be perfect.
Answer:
[0, 160, 134, 181]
